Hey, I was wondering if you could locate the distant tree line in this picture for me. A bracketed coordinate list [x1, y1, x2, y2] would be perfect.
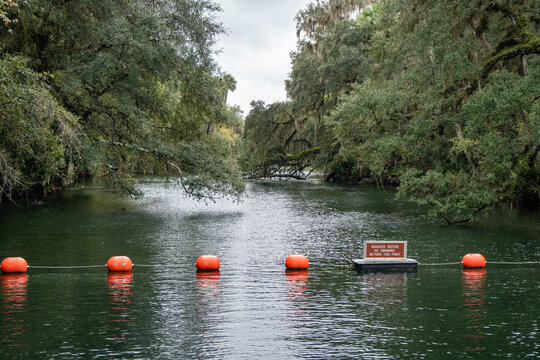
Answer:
[0, 0, 244, 202]
[240, 0, 540, 224]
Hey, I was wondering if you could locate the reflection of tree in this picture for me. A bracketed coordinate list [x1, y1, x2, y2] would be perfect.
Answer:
[1, 274, 28, 347]
[362, 272, 407, 304]
[462, 268, 487, 353]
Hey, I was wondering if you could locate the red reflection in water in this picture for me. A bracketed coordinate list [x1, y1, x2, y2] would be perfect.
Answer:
[196, 271, 221, 302]
[462, 268, 487, 352]
[285, 269, 309, 331]
[1, 274, 28, 348]
[285, 270, 309, 299]
[108, 272, 132, 326]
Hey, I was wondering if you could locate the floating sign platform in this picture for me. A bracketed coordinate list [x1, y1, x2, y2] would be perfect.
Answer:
[353, 241, 418, 270]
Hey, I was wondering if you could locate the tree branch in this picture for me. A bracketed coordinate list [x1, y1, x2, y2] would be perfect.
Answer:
[481, 40, 540, 77]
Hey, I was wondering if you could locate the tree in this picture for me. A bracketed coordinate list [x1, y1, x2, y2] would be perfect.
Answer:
[240, 0, 372, 180]
[220, 73, 237, 104]
[0, 56, 79, 201]
[0, 0, 244, 201]
[241, 101, 319, 180]
[0, 1, 16, 30]
[295, 0, 373, 49]
[332, 0, 540, 222]
[242, 0, 540, 223]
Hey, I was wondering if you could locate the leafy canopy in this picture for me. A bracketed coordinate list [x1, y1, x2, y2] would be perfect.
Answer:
[241, 0, 540, 224]
[0, 0, 244, 201]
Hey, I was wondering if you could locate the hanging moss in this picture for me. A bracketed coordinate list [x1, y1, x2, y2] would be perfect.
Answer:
[272, 147, 321, 165]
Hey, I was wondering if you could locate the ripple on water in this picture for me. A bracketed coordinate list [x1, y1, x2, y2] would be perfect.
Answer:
[0, 179, 538, 359]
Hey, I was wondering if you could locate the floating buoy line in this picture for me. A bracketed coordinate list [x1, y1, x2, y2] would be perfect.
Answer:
[1, 254, 539, 274]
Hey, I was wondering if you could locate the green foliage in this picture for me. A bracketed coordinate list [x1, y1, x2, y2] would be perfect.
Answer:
[287, 19, 372, 114]
[331, 79, 413, 181]
[0, 0, 244, 200]
[460, 66, 540, 202]
[0, 55, 79, 200]
[398, 169, 496, 225]
[335, 0, 540, 222]
[241, 1, 373, 180]
[0, 0, 16, 31]
[240, 100, 321, 179]
[241, 0, 540, 223]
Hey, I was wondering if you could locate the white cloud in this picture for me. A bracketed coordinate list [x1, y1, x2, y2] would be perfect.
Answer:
[213, 0, 312, 115]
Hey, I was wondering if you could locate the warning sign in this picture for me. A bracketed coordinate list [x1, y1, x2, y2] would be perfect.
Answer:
[364, 241, 407, 259]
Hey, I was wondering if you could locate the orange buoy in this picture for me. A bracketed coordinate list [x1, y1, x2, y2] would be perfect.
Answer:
[1, 257, 28, 273]
[285, 255, 309, 270]
[196, 255, 220, 271]
[462, 253, 487, 268]
[106, 256, 133, 272]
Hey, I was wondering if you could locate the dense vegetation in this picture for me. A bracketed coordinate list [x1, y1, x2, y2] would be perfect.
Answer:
[0, 0, 243, 202]
[241, 0, 540, 224]
[2, 0, 539, 224]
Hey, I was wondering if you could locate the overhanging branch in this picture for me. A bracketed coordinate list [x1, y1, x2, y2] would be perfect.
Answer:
[96, 138, 195, 195]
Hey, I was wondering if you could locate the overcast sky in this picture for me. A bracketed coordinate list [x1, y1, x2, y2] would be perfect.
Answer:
[214, 0, 312, 115]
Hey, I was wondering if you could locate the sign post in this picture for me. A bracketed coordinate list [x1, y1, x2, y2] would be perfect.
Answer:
[353, 241, 418, 270]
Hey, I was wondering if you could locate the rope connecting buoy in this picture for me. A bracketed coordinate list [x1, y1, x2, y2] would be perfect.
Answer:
[285, 255, 309, 270]
[462, 253, 487, 268]
[1, 257, 28, 273]
[106, 256, 133, 272]
[196, 255, 220, 271]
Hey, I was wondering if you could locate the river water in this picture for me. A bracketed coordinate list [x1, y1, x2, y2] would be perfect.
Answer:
[0, 178, 538, 359]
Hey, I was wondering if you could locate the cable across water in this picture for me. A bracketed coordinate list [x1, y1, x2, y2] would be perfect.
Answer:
[29, 264, 188, 269]
[419, 262, 461, 266]
[132, 264, 185, 268]
[28, 265, 107, 269]
[420, 261, 540, 266]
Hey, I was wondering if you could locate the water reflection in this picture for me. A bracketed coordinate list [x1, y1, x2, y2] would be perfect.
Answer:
[196, 271, 221, 302]
[108, 272, 132, 326]
[285, 269, 309, 335]
[1, 274, 28, 348]
[285, 270, 309, 300]
[359, 271, 409, 335]
[0, 180, 539, 359]
[462, 268, 487, 353]
[362, 272, 407, 301]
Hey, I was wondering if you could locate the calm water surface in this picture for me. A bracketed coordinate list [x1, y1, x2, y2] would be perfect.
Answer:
[0, 179, 539, 359]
